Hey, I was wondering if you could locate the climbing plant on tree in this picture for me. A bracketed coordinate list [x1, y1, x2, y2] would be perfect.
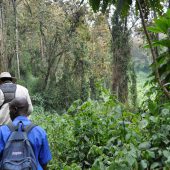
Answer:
[110, 1, 131, 102]
[87, 0, 170, 99]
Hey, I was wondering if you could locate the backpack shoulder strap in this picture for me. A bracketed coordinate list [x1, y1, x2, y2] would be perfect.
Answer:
[0, 83, 17, 109]
[24, 123, 37, 134]
[6, 122, 17, 132]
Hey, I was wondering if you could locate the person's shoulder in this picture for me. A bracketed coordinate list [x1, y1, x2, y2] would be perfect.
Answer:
[31, 125, 47, 137]
[34, 125, 46, 132]
[0, 125, 10, 140]
[0, 125, 10, 132]
[16, 84, 28, 91]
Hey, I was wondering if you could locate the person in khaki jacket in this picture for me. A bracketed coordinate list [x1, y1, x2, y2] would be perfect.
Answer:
[0, 72, 33, 125]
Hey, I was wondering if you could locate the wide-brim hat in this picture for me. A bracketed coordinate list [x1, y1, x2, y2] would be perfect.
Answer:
[0, 72, 17, 83]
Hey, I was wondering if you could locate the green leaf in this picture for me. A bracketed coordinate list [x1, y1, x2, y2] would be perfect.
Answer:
[165, 156, 170, 164]
[153, 39, 170, 48]
[108, 162, 119, 170]
[148, 101, 157, 113]
[125, 133, 131, 141]
[149, 116, 158, 123]
[121, 0, 132, 17]
[155, 18, 169, 33]
[139, 119, 148, 129]
[161, 109, 170, 116]
[147, 150, 155, 159]
[126, 154, 136, 166]
[99, 161, 105, 170]
[163, 150, 170, 158]
[108, 163, 130, 170]
[92, 157, 106, 170]
[147, 26, 163, 33]
[150, 162, 161, 169]
[144, 39, 170, 48]
[138, 141, 151, 150]
[140, 160, 148, 169]
[167, 9, 170, 18]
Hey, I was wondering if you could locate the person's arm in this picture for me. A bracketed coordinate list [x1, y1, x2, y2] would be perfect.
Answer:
[39, 130, 52, 169]
[42, 164, 48, 170]
[25, 89, 33, 114]
[0, 90, 4, 107]
[0, 127, 5, 159]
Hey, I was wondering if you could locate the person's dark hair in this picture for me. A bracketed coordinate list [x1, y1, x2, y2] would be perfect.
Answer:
[0, 77, 13, 82]
[9, 97, 29, 120]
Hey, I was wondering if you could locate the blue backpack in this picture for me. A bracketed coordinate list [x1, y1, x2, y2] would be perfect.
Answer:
[0, 121, 37, 170]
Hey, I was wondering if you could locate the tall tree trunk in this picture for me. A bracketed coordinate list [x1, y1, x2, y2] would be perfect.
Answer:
[12, 0, 20, 79]
[40, 35, 45, 65]
[0, 1, 4, 72]
[168, 0, 170, 53]
[0, 0, 6, 72]
[39, 20, 47, 68]
[111, 14, 130, 102]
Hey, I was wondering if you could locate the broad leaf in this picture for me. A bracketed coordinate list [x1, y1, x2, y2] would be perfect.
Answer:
[139, 119, 148, 129]
[147, 26, 163, 33]
[140, 160, 148, 169]
[150, 162, 161, 169]
[155, 18, 169, 33]
[138, 141, 151, 150]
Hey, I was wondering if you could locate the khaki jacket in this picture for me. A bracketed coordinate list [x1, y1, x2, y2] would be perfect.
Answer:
[0, 83, 33, 125]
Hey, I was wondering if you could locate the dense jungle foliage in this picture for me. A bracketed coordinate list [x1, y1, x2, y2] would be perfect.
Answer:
[0, 0, 170, 169]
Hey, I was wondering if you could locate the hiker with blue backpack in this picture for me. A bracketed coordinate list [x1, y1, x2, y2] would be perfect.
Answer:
[0, 97, 52, 170]
[0, 72, 33, 125]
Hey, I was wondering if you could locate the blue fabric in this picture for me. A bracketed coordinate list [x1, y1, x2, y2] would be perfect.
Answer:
[0, 116, 52, 170]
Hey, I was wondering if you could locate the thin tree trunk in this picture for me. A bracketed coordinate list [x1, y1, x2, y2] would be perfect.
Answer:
[40, 35, 45, 64]
[39, 20, 47, 67]
[137, 0, 170, 99]
[12, 0, 20, 79]
[0, 1, 7, 71]
[153, 9, 159, 57]
[44, 51, 64, 90]
[168, 0, 170, 53]
[15, 14, 20, 79]
[0, 1, 4, 71]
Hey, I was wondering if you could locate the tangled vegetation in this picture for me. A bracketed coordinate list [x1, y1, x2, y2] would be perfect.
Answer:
[32, 85, 170, 170]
